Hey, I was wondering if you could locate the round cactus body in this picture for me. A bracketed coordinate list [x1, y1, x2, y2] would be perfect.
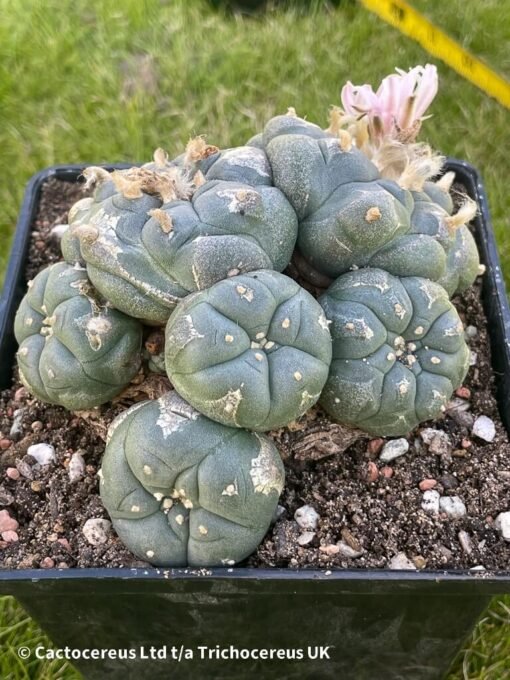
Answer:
[410, 190, 480, 296]
[193, 145, 274, 187]
[99, 392, 284, 567]
[14, 262, 142, 410]
[62, 156, 297, 323]
[265, 130, 449, 284]
[319, 268, 470, 437]
[165, 270, 332, 431]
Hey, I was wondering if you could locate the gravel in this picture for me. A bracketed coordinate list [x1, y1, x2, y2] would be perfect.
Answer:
[379, 438, 409, 462]
[294, 505, 320, 530]
[27, 443, 56, 466]
[388, 553, 416, 570]
[82, 518, 112, 546]
[421, 490, 440, 515]
[439, 496, 467, 519]
[472, 415, 496, 443]
[495, 512, 510, 542]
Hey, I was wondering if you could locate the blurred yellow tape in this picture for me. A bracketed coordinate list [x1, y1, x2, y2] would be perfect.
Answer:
[359, 0, 510, 109]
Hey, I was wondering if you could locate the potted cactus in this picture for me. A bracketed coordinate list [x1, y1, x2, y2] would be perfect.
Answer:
[1, 66, 510, 680]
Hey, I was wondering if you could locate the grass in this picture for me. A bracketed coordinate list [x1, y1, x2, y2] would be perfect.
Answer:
[0, 0, 508, 677]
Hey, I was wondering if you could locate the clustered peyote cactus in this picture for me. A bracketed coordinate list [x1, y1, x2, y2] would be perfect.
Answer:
[62, 143, 297, 323]
[14, 65, 483, 567]
[319, 268, 469, 436]
[165, 270, 332, 431]
[100, 392, 284, 567]
[14, 262, 142, 410]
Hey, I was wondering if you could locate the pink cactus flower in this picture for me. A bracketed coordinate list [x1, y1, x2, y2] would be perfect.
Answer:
[340, 65, 438, 143]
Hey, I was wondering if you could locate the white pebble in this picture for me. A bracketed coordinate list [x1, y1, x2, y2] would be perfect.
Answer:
[458, 530, 473, 554]
[388, 552, 416, 570]
[469, 351, 478, 366]
[464, 325, 478, 339]
[439, 496, 466, 519]
[495, 512, 510, 541]
[421, 490, 440, 515]
[294, 505, 320, 530]
[82, 518, 112, 546]
[472, 416, 496, 443]
[68, 452, 85, 483]
[337, 541, 363, 558]
[380, 438, 409, 462]
[27, 443, 56, 466]
[297, 531, 315, 546]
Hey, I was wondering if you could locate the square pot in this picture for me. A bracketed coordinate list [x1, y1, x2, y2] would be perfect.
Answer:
[0, 161, 509, 680]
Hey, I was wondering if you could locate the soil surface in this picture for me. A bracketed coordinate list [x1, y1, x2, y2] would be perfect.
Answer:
[1, 177, 509, 572]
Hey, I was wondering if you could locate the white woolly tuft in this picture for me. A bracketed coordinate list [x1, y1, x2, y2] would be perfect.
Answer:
[184, 137, 219, 165]
[445, 196, 478, 231]
[82, 167, 111, 192]
[370, 140, 445, 190]
[435, 171, 455, 193]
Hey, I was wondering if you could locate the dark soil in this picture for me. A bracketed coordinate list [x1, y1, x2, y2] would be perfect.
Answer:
[1, 177, 509, 572]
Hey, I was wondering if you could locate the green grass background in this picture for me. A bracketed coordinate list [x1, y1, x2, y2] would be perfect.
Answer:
[0, 0, 508, 677]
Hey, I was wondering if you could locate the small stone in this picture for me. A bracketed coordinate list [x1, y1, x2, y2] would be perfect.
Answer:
[57, 538, 71, 552]
[1, 530, 18, 543]
[380, 438, 409, 462]
[455, 386, 471, 400]
[472, 416, 496, 443]
[14, 387, 27, 401]
[9, 410, 24, 440]
[337, 541, 363, 558]
[0, 488, 14, 505]
[469, 351, 478, 366]
[419, 479, 437, 492]
[437, 544, 453, 561]
[294, 505, 320, 530]
[420, 428, 452, 456]
[341, 527, 362, 552]
[16, 458, 33, 479]
[319, 543, 340, 556]
[68, 452, 85, 483]
[458, 530, 473, 554]
[495, 512, 510, 541]
[27, 443, 56, 466]
[380, 466, 393, 479]
[30, 481, 43, 493]
[389, 552, 416, 570]
[412, 555, 427, 569]
[461, 438, 472, 449]
[31, 421, 43, 432]
[297, 531, 315, 546]
[40, 557, 55, 569]
[365, 461, 379, 483]
[421, 490, 440, 515]
[50, 224, 68, 240]
[82, 518, 111, 546]
[57, 562, 69, 569]
[446, 398, 471, 414]
[449, 408, 475, 430]
[367, 438, 384, 456]
[452, 449, 467, 458]
[0, 510, 18, 533]
[438, 474, 459, 490]
[0, 439, 11, 451]
[271, 505, 286, 525]
[439, 496, 466, 519]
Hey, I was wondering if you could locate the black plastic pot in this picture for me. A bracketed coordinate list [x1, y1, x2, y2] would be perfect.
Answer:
[0, 161, 509, 680]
